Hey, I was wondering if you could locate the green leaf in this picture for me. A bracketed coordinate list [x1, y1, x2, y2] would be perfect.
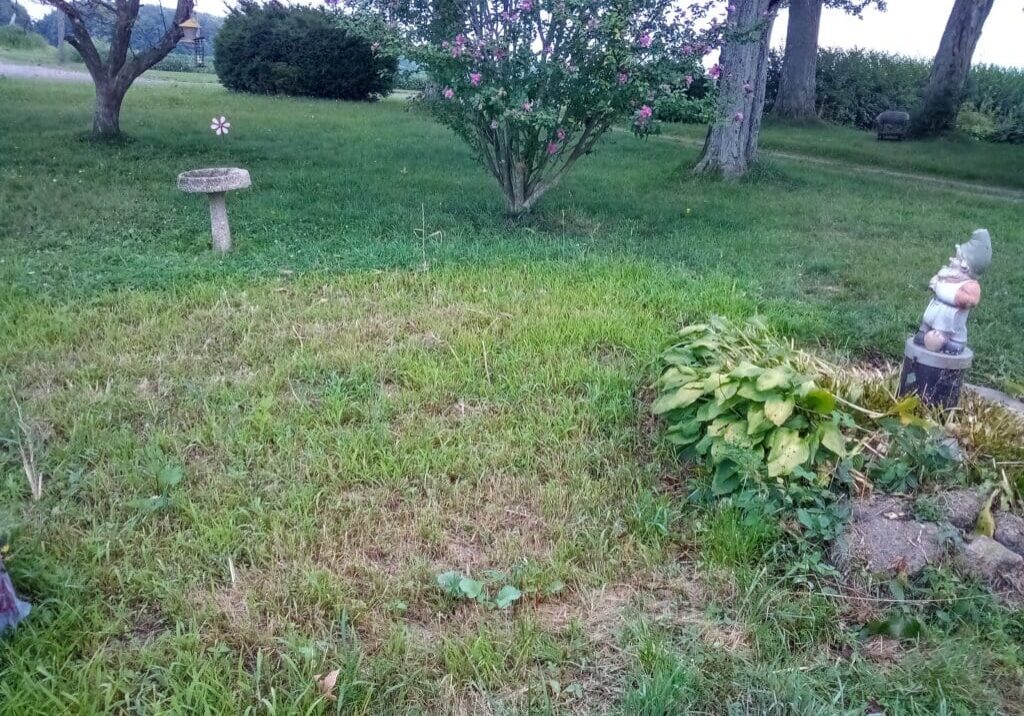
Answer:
[652, 385, 705, 414]
[130, 495, 173, 513]
[756, 366, 792, 392]
[767, 428, 810, 477]
[458, 577, 484, 600]
[658, 366, 697, 388]
[864, 614, 923, 640]
[437, 571, 462, 595]
[696, 398, 735, 421]
[763, 397, 795, 426]
[661, 350, 696, 368]
[746, 405, 771, 435]
[494, 585, 522, 609]
[737, 382, 775, 402]
[666, 417, 701, 446]
[702, 373, 738, 401]
[712, 462, 740, 496]
[157, 465, 184, 491]
[819, 423, 846, 456]
[799, 387, 836, 414]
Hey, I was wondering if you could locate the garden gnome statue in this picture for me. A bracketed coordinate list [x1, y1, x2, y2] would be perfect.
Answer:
[914, 228, 991, 355]
[898, 229, 993, 409]
[0, 556, 31, 634]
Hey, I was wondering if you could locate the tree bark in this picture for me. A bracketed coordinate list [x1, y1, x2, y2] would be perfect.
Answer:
[92, 81, 126, 138]
[911, 0, 995, 138]
[694, 0, 780, 177]
[772, 0, 822, 120]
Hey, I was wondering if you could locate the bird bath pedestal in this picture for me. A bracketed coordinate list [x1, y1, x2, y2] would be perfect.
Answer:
[177, 168, 251, 252]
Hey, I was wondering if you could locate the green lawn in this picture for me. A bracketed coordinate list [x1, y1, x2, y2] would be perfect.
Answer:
[1, 79, 1023, 714]
[664, 119, 1024, 191]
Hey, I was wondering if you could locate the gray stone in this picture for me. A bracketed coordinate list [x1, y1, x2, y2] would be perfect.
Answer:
[994, 512, 1024, 557]
[960, 536, 1024, 600]
[875, 110, 910, 140]
[832, 496, 947, 578]
[965, 383, 1024, 417]
[932, 488, 984, 530]
[177, 168, 251, 252]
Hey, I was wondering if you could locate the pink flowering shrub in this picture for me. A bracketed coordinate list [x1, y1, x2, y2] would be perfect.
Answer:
[357, 0, 720, 215]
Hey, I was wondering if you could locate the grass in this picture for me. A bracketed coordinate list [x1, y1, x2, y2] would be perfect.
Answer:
[1, 78, 1023, 714]
[663, 119, 1024, 191]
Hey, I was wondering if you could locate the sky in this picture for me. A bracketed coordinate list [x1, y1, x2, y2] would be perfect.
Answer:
[18, 0, 1024, 69]
[772, 1, 1024, 69]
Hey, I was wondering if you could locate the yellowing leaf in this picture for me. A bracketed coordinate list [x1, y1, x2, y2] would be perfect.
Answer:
[730, 362, 763, 379]
[316, 670, 340, 701]
[722, 420, 751, 446]
[764, 397, 795, 426]
[767, 429, 809, 477]
[652, 385, 704, 414]
[677, 324, 709, 337]
[974, 490, 998, 538]
[756, 366, 792, 392]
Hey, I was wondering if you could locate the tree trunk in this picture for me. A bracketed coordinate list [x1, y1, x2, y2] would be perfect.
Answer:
[56, 11, 66, 63]
[911, 0, 995, 138]
[772, 0, 822, 120]
[694, 0, 778, 177]
[92, 81, 125, 138]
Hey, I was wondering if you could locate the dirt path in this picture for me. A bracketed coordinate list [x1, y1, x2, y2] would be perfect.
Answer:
[654, 131, 1024, 204]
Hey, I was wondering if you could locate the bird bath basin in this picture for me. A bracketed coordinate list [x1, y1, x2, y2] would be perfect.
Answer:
[177, 167, 251, 252]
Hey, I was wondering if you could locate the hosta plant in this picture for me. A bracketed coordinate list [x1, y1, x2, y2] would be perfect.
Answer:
[653, 318, 854, 498]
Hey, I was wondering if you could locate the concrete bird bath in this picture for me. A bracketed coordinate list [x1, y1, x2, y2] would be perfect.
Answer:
[177, 167, 251, 252]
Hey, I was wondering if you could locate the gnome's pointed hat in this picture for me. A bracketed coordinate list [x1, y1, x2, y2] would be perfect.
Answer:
[957, 228, 992, 278]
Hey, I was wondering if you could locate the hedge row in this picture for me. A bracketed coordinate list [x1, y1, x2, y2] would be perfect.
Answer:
[764, 48, 1024, 142]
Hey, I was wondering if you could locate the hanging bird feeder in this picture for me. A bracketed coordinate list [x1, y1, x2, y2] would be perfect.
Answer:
[179, 15, 200, 44]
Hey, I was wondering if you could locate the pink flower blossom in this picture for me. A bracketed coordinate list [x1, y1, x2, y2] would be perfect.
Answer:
[637, 32, 652, 48]
[708, 63, 721, 79]
[521, 100, 534, 112]
[556, 128, 566, 140]
[638, 105, 653, 120]
[733, 111, 744, 122]
[210, 116, 230, 135]
[470, 72, 482, 86]
[519, 0, 532, 10]
[617, 72, 629, 85]
[442, 87, 455, 100]
[546, 142, 560, 155]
